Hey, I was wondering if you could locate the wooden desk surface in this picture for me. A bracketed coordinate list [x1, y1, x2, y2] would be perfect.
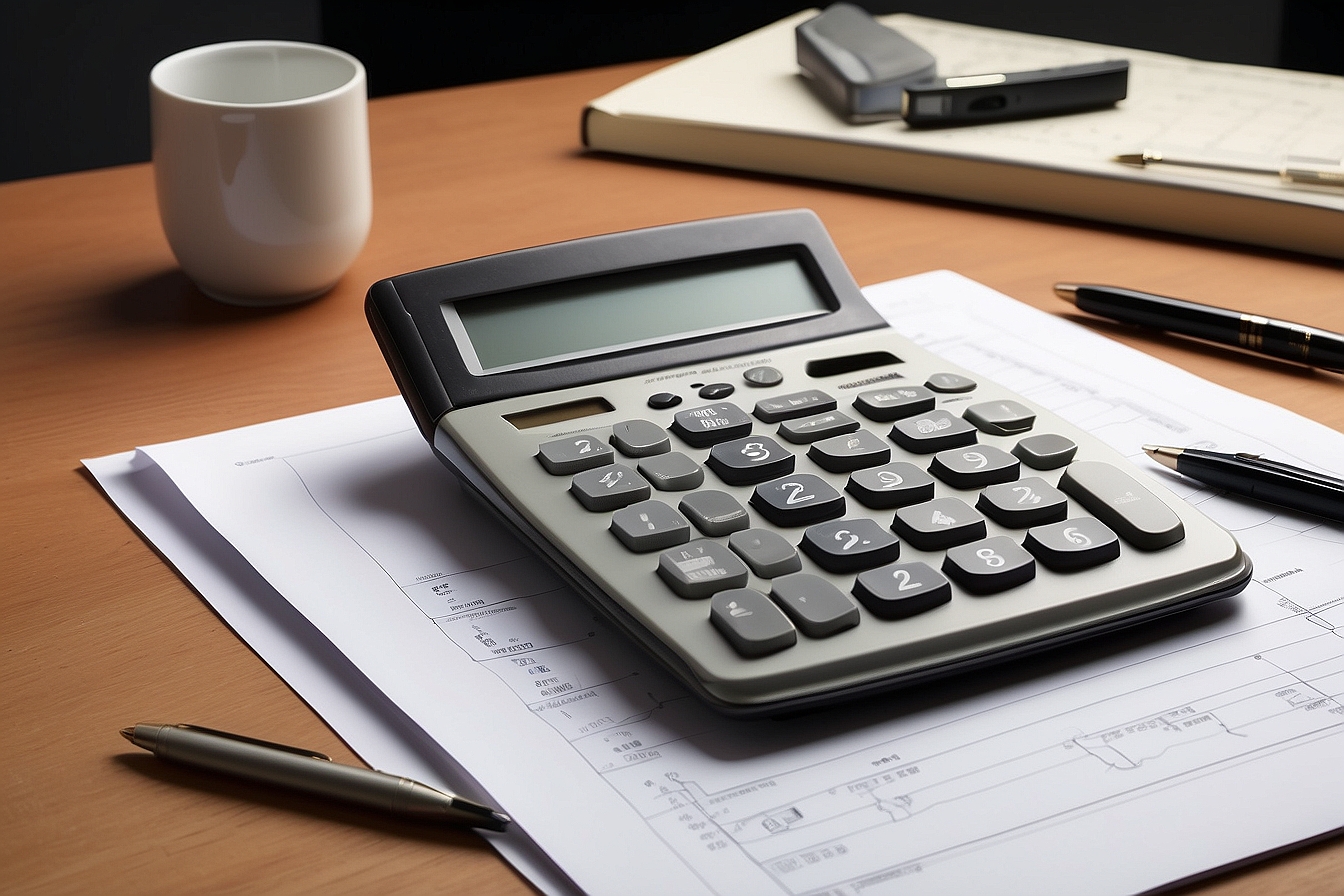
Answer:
[2, 60, 1341, 895]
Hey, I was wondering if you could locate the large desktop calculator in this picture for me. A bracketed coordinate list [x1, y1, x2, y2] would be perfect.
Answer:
[366, 210, 1251, 716]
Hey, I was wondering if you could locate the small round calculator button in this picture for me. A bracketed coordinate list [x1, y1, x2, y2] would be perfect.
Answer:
[699, 383, 736, 400]
[743, 366, 783, 387]
[925, 372, 977, 393]
[648, 392, 682, 410]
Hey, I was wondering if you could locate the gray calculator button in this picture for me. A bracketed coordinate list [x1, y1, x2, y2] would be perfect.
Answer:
[925, 372, 977, 393]
[889, 411, 977, 454]
[1013, 433, 1078, 470]
[699, 383, 735, 400]
[728, 528, 803, 578]
[753, 389, 836, 423]
[769, 573, 860, 637]
[928, 444, 1020, 489]
[1059, 461, 1185, 550]
[852, 385, 935, 422]
[648, 392, 682, 410]
[671, 402, 752, 448]
[570, 464, 650, 512]
[777, 410, 861, 444]
[638, 452, 704, 491]
[800, 518, 901, 573]
[611, 500, 691, 553]
[963, 399, 1036, 435]
[976, 477, 1069, 527]
[658, 540, 750, 599]
[892, 497, 986, 551]
[845, 462, 936, 509]
[710, 589, 797, 657]
[743, 366, 783, 387]
[707, 436, 795, 486]
[942, 536, 1037, 594]
[853, 561, 952, 619]
[537, 434, 613, 474]
[1024, 517, 1121, 571]
[750, 474, 846, 527]
[610, 419, 671, 457]
[808, 429, 892, 473]
[679, 490, 751, 536]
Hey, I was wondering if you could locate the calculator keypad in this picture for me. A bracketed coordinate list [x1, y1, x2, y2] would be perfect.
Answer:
[506, 350, 1209, 680]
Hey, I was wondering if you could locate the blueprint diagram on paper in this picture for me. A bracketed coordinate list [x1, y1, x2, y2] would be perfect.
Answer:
[119, 271, 1344, 896]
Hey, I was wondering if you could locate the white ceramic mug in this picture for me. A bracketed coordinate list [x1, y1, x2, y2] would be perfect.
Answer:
[150, 41, 372, 306]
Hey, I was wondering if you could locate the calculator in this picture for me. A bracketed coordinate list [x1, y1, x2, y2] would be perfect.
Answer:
[366, 209, 1251, 716]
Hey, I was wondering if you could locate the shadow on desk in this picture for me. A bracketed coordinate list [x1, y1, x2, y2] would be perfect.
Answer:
[101, 269, 315, 330]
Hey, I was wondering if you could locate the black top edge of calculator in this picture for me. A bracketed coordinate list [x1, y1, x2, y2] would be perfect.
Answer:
[366, 209, 887, 439]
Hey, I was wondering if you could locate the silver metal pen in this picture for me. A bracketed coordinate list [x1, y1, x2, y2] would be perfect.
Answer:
[121, 723, 510, 831]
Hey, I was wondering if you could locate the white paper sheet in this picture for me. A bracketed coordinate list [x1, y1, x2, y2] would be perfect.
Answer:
[87, 271, 1344, 895]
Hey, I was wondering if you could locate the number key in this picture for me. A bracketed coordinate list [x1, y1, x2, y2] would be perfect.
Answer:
[1024, 517, 1121, 571]
[750, 474, 845, 526]
[706, 435, 795, 486]
[942, 536, 1036, 594]
[845, 462, 935, 509]
[537, 433, 613, 474]
[852, 561, 951, 619]
[800, 518, 901, 573]
[570, 464, 650, 511]
[976, 477, 1068, 527]
[929, 444, 1020, 489]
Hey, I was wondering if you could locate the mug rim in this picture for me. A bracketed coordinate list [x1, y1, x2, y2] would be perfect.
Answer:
[150, 40, 365, 108]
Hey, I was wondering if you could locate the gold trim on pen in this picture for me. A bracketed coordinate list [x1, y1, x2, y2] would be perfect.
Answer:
[1239, 313, 1268, 351]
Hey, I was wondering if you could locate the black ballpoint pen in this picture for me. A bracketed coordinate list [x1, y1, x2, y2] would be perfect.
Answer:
[1143, 445, 1344, 523]
[122, 723, 511, 831]
[1054, 284, 1344, 372]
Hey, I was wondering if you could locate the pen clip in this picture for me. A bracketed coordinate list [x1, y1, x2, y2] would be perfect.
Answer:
[177, 724, 333, 761]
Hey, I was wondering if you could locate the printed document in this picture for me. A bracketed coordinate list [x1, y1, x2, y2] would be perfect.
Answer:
[86, 271, 1344, 895]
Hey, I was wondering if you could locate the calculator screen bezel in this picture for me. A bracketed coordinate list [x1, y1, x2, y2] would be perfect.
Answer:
[367, 210, 888, 424]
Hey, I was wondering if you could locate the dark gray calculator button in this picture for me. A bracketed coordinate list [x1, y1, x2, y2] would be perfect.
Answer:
[1059, 461, 1185, 550]
[728, 528, 802, 578]
[846, 462, 936, 509]
[671, 402, 752, 448]
[852, 385, 936, 422]
[976, 477, 1069, 527]
[658, 539, 750, 599]
[963, 399, 1036, 436]
[942, 536, 1036, 594]
[610, 419, 671, 457]
[800, 518, 901, 573]
[889, 411, 977, 454]
[570, 464, 651, 511]
[1013, 433, 1078, 470]
[754, 389, 836, 423]
[679, 490, 751, 536]
[648, 392, 682, 410]
[925, 372, 977, 393]
[537, 434, 614, 474]
[769, 573, 860, 637]
[808, 429, 892, 473]
[706, 436, 795, 486]
[777, 410, 861, 444]
[699, 383, 735, 400]
[928, 444, 1020, 489]
[892, 497, 986, 550]
[611, 500, 691, 552]
[750, 474, 846, 526]
[853, 561, 952, 619]
[1025, 518, 1121, 571]
[638, 452, 704, 491]
[710, 589, 797, 657]
[743, 366, 783, 387]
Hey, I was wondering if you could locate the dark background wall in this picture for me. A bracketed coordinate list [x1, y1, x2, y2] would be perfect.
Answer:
[2, 1, 1341, 183]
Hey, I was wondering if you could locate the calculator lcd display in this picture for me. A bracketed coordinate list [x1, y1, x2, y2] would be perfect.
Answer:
[446, 253, 830, 374]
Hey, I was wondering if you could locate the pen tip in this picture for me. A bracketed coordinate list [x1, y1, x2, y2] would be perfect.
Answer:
[1053, 283, 1079, 304]
[1142, 445, 1181, 470]
[120, 727, 135, 742]
[1112, 152, 1147, 166]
